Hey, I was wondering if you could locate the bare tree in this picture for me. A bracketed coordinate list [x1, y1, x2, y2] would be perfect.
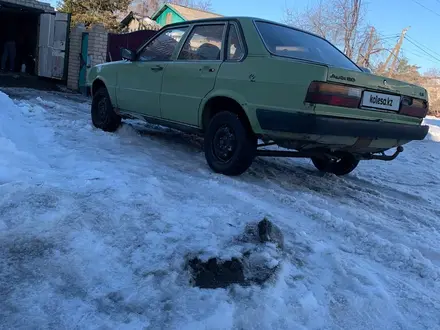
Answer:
[284, 1, 337, 41]
[356, 26, 384, 68]
[423, 68, 440, 116]
[130, 0, 159, 17]
[425, 68, 440, 79]
[334, 0, 362, 58]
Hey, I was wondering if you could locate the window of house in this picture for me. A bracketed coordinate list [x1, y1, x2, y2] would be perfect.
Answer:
[178, 24, 225, 61]
[227, 24, 245, 60]
[138, 27, 188, 61]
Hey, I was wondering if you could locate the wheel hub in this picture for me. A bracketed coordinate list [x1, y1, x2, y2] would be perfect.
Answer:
[213, 125, 236, 162]
[98, 98, 107, 118]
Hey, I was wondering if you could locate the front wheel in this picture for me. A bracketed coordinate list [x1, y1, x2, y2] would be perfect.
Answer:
[91, 87, 121, 132]
[204, 111, 256, 176]
[311, 152, 359, 176]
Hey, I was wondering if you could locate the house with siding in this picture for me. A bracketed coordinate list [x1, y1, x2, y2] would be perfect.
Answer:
[151, 4, 222, 26]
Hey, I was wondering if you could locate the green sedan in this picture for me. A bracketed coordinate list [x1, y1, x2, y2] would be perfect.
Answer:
[88, 17, 429, 176]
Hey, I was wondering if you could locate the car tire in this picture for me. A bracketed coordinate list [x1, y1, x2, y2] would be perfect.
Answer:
[91, 87, 121, 132]
[204, 111, 256, 176]
[311, 152, 359, 176]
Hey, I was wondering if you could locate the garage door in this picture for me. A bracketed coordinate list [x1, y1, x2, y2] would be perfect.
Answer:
[38, 12, 70, 80]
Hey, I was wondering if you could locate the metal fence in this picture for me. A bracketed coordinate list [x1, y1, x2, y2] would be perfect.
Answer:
[107, 30, 158, 62]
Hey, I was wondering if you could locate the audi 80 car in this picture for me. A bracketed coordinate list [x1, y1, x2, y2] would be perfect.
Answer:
[88, 17, 429, 176]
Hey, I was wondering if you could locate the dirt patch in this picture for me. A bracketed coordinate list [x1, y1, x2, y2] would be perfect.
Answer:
[188, 219, 284, 289]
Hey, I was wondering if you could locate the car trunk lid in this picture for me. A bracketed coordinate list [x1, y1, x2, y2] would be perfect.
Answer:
[307, 67, 428, 126]
[327, 67, 428, 100]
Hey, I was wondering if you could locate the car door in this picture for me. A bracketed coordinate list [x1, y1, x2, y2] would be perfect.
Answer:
[116, 26, 189, 118]
[160, 23, 227, 126]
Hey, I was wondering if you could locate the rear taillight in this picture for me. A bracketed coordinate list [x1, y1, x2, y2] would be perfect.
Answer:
[305, 81, 362, 108]
[400, 97, 429, 118]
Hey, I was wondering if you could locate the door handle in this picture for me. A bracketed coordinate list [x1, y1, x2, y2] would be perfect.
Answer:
[199, 66, 216, 72]
[151, 65, 163, 72]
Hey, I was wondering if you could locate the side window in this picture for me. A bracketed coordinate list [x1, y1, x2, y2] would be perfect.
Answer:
[178, 24, 224, 61]
[227, 24, 245, 60]
[139, 27, 187, 62]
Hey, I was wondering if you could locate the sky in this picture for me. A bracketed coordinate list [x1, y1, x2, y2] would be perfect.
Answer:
[49, 0, 440, 72]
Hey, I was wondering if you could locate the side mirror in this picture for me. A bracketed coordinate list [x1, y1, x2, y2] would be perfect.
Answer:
[121, 48, 135, 61]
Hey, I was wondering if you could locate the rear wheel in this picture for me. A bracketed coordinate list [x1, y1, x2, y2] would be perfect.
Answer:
[312, 152, 359, 176]
[91, 87, 121, 132]
[204, 111, 256, 176]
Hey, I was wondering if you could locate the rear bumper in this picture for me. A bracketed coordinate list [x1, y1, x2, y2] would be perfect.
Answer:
[256, 110, 429, 141]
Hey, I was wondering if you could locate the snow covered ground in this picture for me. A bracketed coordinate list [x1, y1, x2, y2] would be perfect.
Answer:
[425, 117, 440, 143]
[0, 88, 439, 330]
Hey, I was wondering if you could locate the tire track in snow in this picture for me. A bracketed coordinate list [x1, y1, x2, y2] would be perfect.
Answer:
[231, 157, 440, 283]
[279, 191, 440, 282]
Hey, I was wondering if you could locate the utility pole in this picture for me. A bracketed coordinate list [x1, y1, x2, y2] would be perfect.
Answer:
[389, 27, 410, 74]
[380, 26, 410, 74]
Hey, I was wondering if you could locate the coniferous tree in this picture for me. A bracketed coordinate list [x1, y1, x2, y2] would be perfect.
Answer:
[57, 0, 131, 31]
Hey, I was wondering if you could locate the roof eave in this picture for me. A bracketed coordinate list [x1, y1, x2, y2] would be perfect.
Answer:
[151, 3, 184, 21]
[151, 4, 167, 20]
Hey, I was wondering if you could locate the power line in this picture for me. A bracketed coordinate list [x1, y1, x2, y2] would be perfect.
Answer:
[404, 37, 440, 63]
[410, 0, 440, 17]
[380, 34, 400, 39]
[407, 49, 433, 59]
[380, 36, 400, 41]
[382, 48, 403, 62]
[404, 36, 440, 62]
[406, 35, 440, 59]
[401, 48, 440, 65]
[381, 37, 399, 49]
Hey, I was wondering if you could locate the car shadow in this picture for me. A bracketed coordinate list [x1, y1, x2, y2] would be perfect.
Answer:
[125, 121, 204, 153]
[127, 122, 321, 180]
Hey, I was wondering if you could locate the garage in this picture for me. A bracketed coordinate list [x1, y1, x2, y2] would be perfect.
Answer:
[0, 1, 42, 74]
[0, 0, 69, 80]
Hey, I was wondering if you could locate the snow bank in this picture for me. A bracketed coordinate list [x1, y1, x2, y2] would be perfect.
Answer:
[0, 91, 50, 183]
[424, 116, 440, 142]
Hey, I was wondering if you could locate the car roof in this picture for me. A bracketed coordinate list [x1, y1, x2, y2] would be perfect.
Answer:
[163, 16, 324, 40]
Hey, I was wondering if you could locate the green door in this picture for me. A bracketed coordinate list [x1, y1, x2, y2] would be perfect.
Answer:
[116, 26, 189, 118]
[160, 24, 226, 126]
[78, 32, 88, 94]
[160, 61, 222, 125]
[117, 62, 165, 118]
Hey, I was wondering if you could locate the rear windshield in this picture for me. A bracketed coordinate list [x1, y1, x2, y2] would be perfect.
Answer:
[255, 21, 360, 71]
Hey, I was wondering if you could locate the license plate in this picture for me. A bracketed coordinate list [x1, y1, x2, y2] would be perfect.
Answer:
[361, 91, 401, 111]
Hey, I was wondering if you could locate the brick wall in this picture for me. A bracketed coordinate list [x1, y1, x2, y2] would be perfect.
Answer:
[66, 24, 109, 92]
[88, 24, 109, 68]
[67, 24, 85, 91]
[2, 0, 55, 12]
